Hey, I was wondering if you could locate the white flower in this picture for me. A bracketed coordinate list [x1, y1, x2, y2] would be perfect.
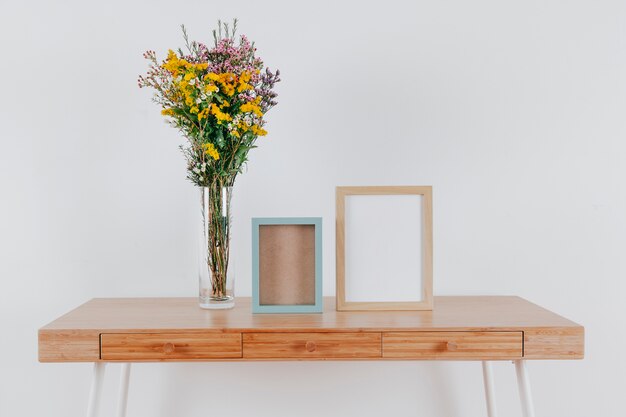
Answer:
[193, 167, 201, 174]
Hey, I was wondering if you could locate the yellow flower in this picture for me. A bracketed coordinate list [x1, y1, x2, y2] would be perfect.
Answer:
[221, 83, 235, 96]
[237, 71, 253, 92]
[210, 103, 232, 124]
[161, 108, 175, 116]
[161, 50, 189, 77]
[197, 108, 209, 121]
[240, 101, 263, 117]
[202, 143, 220, 160]
[251, 125, 267, 136]
[205, 84, 218, 93]
[240, 71, 251, 83]
[221, 73, 236, 83]
[204, 72, 237, 96]
[190, 106, 199, 114]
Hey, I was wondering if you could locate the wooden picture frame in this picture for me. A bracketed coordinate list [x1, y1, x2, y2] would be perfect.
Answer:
[252, 217, 323, 313]
[336, 186, 433, 311]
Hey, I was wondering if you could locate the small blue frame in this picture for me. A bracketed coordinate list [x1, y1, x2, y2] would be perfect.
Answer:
[252, 217, 323, 314]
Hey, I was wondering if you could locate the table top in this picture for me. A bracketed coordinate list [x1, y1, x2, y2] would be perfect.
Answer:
[38, 296, 584, 362]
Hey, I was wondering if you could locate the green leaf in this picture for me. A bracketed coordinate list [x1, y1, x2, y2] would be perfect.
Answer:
[215, 129, 225, 148]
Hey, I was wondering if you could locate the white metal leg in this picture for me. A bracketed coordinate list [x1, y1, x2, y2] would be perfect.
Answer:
[515, 360, 536, 417]
[116, 363, 132, 417]
[86, 362, 106, 417]
[482, 361, 498, 417]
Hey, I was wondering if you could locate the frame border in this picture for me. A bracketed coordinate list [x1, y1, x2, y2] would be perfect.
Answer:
[252, 217, 323, 314]
[335, 186, 433, 311]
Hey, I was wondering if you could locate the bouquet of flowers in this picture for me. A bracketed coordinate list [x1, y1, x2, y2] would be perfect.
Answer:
[139, 19, 280, 187]
[138, 20, 280, 308]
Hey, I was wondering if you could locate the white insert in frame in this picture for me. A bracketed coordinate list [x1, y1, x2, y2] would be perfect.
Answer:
[345, 194, 423, 303]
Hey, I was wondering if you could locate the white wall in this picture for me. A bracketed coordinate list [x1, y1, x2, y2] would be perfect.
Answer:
[1, 0, 624, 416]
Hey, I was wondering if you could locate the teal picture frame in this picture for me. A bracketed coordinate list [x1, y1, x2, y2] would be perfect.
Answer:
[252, 217, 323, 313]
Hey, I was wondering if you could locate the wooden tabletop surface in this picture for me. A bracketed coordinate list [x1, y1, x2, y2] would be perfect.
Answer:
[38, 296, 584, 362]
[41, 296, 578, 331]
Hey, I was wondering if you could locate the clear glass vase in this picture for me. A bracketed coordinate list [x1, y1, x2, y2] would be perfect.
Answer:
[198, 184, 235, 309]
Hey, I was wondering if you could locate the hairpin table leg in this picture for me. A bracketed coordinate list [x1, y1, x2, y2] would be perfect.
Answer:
[482, 361, 498, 417]
[116, 363, 132, 417]
[86, 362, 106, 417]
[515, 360, 536, 417]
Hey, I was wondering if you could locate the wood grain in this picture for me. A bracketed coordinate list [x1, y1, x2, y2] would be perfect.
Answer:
[101, 333, 242, 361]
[38, 330, 100, 362]
[243, 332, 382, 359]
[38, 296, 584, 362]
[523, 327, 584, 359]
[383, 331, 522, 359]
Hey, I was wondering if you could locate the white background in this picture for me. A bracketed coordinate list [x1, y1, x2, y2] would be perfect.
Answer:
[1, 0, 624, 416]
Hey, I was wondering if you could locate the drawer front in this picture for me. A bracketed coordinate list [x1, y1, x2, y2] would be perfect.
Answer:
[243, 332, 382, 359]
[383, 331, 523, 359]
[101, 333, 242, 360]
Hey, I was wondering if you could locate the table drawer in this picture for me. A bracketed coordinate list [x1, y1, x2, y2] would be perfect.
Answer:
[383, 331, 523, 359]
[243, 332, 382, 359]
[100, 333, 242, 360]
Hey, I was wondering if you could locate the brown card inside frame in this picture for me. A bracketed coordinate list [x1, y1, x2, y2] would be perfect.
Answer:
[258, 224, 316, 305]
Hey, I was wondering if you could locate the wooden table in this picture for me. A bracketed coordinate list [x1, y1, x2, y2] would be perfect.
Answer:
[39, 296, 584, 417]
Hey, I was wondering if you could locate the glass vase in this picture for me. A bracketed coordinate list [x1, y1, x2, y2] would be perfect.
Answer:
[198, 184, 235, 309]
